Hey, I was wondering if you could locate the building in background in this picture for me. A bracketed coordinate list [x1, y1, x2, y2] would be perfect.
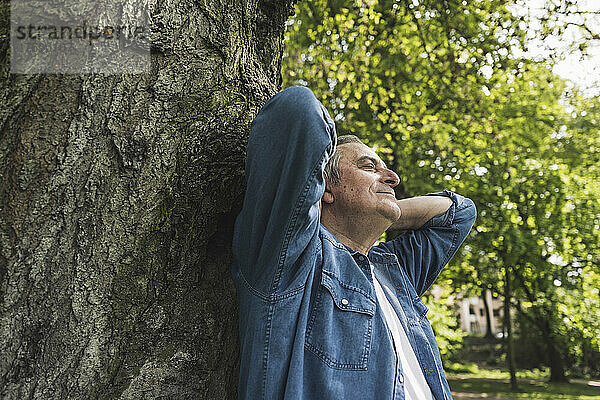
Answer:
[457, 291, 504, 336]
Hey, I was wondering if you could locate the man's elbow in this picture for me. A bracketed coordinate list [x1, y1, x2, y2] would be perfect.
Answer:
[458, 197, 477, 228]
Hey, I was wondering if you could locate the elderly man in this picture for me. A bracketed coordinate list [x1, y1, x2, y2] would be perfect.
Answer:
[232, 86, 476, 400]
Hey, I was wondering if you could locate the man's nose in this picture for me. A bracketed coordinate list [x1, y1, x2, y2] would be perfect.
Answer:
[381, 168, 399, 187]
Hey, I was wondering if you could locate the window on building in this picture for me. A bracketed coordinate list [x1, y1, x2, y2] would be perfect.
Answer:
[493, 308, 500, 317]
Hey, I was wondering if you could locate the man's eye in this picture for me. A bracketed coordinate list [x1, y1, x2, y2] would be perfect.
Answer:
[362, 163, 376, 170]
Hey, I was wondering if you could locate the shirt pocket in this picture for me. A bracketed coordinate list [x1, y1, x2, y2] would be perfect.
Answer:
[305, 270, 376, 370]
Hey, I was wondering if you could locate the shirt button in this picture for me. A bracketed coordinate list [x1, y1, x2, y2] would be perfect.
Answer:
[398, 374, 404, 383]
[358, 255, 365, 261]
[396, 284, 402, 291]
[341, 298, 349, 306]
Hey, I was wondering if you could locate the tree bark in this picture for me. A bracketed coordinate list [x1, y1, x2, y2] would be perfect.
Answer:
[547, 337, 568, 382]
[481, 288, 494, 339]
[0, 0, 294, 398]
[504, 266, 518, 391]
[542, 314, 569, 383]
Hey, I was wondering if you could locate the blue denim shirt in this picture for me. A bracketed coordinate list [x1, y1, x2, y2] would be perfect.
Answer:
[232, 86, 476, 400]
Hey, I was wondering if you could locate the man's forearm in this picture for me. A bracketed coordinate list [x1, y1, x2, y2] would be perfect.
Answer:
[390, 196, 453, 231]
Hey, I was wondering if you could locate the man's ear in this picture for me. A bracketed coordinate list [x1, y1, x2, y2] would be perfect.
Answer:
[322, 185, 334, 204]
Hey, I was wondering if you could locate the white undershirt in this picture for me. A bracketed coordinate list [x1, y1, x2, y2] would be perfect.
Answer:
[370, 263, 434, 400]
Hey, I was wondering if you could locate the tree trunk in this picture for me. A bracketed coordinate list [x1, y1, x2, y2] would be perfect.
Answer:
[548, 339, 568, 382]
[0, 0, 294, 398]
[481, 289, 494, 339]
[540, 314, 569, 383]
[504, 266, 518, 391]
[511, 266, 569, 383]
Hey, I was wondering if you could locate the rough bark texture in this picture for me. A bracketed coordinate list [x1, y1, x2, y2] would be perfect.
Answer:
[0, 0, 294, 398]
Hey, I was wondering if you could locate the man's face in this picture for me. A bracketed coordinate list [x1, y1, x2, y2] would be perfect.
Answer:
[327, 142, 401, 223]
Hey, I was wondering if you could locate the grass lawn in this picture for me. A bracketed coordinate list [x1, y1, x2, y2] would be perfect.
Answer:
[446, 363, 600, 399]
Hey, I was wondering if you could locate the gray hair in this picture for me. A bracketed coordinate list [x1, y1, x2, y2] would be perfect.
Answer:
[324, 135, 363, 185]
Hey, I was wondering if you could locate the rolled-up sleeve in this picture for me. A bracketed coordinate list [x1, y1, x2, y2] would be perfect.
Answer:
[232, 86, 336, 295]
[378, 190, 476, 296]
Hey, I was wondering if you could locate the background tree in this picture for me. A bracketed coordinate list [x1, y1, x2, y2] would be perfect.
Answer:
[0, 0, 295, 398]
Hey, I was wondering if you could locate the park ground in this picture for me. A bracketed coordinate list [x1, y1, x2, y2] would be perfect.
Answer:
[446, 363, 600, 399]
